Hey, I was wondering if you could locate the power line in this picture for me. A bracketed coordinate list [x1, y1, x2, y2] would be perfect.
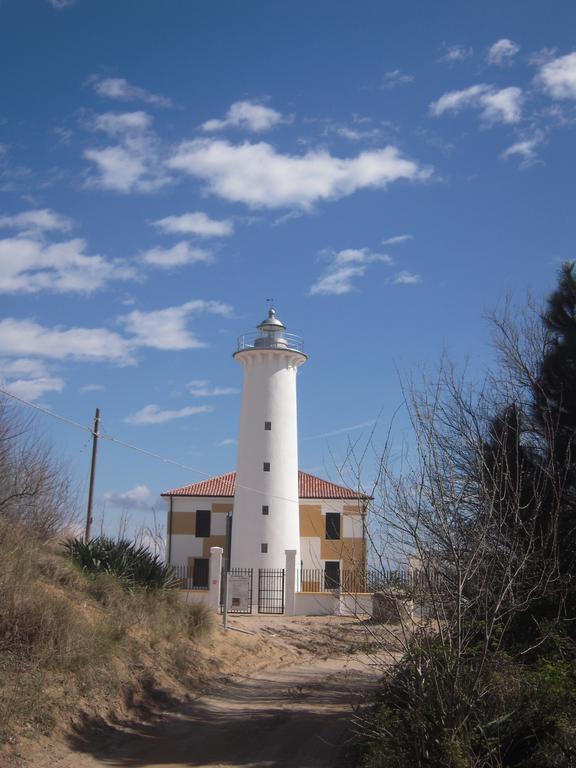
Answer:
[0, 386, 224, 482]
[0, 387, 370, 506]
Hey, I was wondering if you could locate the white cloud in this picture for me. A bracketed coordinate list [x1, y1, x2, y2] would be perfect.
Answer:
[140, 242, 213, 269]
[0, 208, 74, 236]
[103, 484, 153, 509]
[202, 101, 284, 132]
[80, 383, 106, 393]
[393, 270, 421, 285]
[124, 403, 213, 425]
[303, 419, 376, 441]
[90, 76, 172, 108]
[84, 138, 170, 193]
[54, 127, 73, 144]
[151, 211, 234, 238]
[309, 248, 392, 296]
[528, 47, 558, 67]
[119, 299, 233, 351]
[217, 437, 236, 447]
[168, 139, 431, 210]
[481, 88, 523, 124]
[501, 137, 541, 165]
[188, 380, 239, 396]
[487, 39, 520, 66]
[309, 265, 366, 296]
[0, 300, 234, 366]
[437, 44, 473, 64]
[381, 70, 415, 89]
[382, 234, 413, 246]
[334, 126, 381, 142]
[89, 111, 153, 136]
[0, 358, 48, 378]
[537, 52, 576, 100]
[430, 84, 523, 124]
[1, 376, 64, 402]
[0, 236, 135, 294]
[84, 111, 169, 193]
[47, 0, 75, 8]
[0, 319, 134, 363]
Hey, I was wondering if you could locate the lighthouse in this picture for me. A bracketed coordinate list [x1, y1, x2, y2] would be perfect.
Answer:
[230, 308, 307, 571]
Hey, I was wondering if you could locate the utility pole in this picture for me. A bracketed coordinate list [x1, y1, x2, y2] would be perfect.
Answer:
[84, 407, 100, 542]
[222, 512, 232, 630]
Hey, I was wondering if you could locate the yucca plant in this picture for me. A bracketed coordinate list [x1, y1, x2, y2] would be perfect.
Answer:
[63, 536, 180, 591]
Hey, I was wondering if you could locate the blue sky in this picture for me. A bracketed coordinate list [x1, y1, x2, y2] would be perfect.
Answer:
[1, 0, 575, 537]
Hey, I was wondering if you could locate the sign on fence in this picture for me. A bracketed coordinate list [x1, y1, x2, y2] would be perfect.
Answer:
[228, 574, 252, 612]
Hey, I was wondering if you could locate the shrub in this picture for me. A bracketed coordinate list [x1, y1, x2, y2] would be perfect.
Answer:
[63, 536, 180, 591]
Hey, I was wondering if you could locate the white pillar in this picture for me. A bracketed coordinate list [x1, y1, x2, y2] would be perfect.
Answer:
[208, 546, 223, 612]
[285, 549, 297, 616]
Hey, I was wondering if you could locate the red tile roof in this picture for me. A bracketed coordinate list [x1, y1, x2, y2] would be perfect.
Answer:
[161, 470, 370, 500]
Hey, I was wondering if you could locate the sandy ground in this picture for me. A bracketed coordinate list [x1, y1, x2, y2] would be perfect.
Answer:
[5, 615, 399, 768]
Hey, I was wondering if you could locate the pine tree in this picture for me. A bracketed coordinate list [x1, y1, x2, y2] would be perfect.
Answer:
[534, 261, 576, 471]
[481, 404, 541, 535]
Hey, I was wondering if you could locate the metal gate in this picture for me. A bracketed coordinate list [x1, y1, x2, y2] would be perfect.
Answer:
[221, 567, 253, 614]
[258, 568, 285, 614]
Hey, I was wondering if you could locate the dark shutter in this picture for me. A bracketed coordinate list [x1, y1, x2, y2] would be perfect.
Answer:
[325, 512, 341, 540]
[195, 509, 211, 537]
[324, 561, 340, 589]
[192, 558, 209, 587]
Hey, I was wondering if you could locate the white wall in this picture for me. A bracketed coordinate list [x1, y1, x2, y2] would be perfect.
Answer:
[294, 592, 336, 616]
[232, 348, 306, 572]
[170, 535, 204, 566]
[339, 593, 372, 616]
[343, 512, 363, 539]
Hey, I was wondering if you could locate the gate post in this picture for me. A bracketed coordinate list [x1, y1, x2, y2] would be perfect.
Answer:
[285, 549, 297, 616]
[209, 547, 223, 612]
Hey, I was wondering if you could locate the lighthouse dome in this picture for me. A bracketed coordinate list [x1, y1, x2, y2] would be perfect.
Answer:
[257, 308, 286, 332]
[235, 307, 306, 356]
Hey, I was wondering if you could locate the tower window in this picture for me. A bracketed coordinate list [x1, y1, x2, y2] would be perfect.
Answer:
[264, 421, 272, 431]
[263, 462, 270, 472]
[261, 543, 268, 553]
[195, 510, 211, 538]
[325, 512, 341, 540]
[262, 505, 269, 515]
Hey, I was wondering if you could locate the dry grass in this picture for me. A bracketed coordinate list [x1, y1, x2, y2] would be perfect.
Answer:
[0, 520, 214, 742]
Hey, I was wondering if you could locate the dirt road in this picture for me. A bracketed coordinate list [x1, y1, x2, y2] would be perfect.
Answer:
[11, 616, 393, 768]
[65, 653, 379, 768]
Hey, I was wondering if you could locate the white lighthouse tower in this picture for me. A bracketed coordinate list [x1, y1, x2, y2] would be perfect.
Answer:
[230, 308, 307, 572]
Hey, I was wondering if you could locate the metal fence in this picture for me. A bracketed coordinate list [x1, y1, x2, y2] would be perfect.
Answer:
[171, 564, 209, 590]
[296, 568, 423, 594]
[258, 568, 285, 614]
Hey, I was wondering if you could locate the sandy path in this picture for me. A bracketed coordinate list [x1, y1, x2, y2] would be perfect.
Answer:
[54, 652, 380, 768]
